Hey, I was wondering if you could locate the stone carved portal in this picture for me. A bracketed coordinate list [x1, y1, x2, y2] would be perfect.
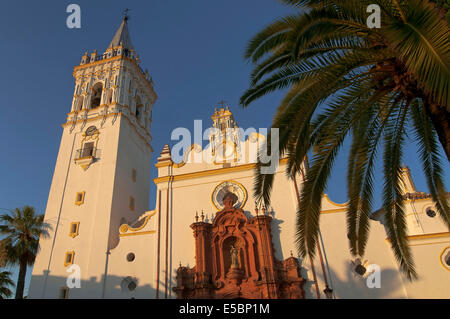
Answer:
[173, 192, 305, 299]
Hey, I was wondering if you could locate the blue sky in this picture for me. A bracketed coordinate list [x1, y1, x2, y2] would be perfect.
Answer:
[0, 0, 448, 297]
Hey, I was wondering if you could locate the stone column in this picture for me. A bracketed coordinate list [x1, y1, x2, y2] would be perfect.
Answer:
[191, 219, 214, 298]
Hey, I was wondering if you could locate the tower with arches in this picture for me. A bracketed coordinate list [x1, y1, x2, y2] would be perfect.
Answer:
[29, 15, 157, 299]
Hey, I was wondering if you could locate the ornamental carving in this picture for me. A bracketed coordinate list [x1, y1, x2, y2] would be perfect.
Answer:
[173, 192, 305, 299]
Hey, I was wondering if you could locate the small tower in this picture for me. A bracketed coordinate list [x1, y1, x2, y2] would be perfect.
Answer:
[400, 165, 417, 195]
[29, 16, 157, 299]
[209, 104, 241, 164]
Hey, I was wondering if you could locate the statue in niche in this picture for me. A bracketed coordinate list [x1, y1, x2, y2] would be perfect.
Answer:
[230, 244, 240, 269]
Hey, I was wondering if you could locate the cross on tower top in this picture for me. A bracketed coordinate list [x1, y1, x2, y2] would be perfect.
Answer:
[217, 100, 228, 108]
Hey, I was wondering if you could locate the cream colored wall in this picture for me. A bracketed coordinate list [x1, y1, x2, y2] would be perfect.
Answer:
[402, 237, 449, 298]
[106, 211, 158, 299]
[312, 207, 407, 299]
[405, 199, 449, 236]
[108, 117, 152, 249]
[29, 118, 122, 298]
[310, 194, 450, 299]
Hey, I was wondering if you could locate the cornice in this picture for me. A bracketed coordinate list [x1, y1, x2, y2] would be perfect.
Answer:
[62, 110, 153, 151]
[153, 158, 289, 184]
[385, 232, 450, 242]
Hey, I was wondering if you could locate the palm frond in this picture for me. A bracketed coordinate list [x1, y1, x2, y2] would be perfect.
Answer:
[382, 102, 418, 280]
[410, 100, 450, 227]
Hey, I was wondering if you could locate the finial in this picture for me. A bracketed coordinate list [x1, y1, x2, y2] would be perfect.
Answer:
[123, 8, 130, 21]
[290, 250, 293, 257]
[195, 211, 199, 222]
[201, 210, 205, 222]
[179, 261, 182, 268]
[255, 201, 259, 215]
[262, 205, 266, 215]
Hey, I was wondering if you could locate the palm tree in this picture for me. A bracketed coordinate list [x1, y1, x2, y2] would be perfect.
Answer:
[0, 271, 15, 299]
[241, 0, 449, 280]
[0, 206, 50, 299]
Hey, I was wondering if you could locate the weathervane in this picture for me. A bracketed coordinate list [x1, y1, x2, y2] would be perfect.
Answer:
[123, 8, 130, 20]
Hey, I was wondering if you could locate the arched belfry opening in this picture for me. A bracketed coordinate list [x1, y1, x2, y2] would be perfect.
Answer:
[90, 82, 103, 109]
[135, 96, 144, 122]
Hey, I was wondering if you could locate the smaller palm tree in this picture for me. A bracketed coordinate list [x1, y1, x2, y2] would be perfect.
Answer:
[0, 241, 7, 268]
[0, 271, 15, 299]
[0, 206, 51, 299]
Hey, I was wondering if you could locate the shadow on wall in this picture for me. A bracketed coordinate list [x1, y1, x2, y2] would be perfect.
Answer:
[242, 209, 285, 261]
[28, 271, 156, 299]
[270, 217, 284, 261]
[306, 260, 405, 299]
[27, 263, 403, 299]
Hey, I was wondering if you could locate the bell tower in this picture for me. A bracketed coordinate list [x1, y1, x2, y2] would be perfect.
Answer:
[29, 16, 157, 298]
[209, 105, 242, 164]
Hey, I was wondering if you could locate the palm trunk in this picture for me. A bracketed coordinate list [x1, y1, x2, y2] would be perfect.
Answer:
[15, 257, 27, 299]
[425, 101, 450, 161]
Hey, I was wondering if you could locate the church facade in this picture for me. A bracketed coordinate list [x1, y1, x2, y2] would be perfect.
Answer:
[28, 17, 450, 299]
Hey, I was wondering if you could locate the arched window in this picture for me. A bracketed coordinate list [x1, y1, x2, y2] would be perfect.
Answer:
[90, 82, 103, 109]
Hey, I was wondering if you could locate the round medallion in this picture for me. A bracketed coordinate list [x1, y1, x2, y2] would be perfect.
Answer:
[211, 181, 247, 211]
[85, 126, 98, 136]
